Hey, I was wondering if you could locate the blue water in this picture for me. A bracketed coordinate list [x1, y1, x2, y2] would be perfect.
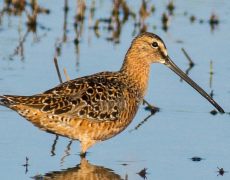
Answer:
[0, 0, 230, 179]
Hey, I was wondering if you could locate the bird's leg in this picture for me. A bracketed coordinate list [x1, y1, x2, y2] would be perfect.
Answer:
[80, 139, 97, 157]
[80, 151, 87, 158]
[50, 135, 59, 156]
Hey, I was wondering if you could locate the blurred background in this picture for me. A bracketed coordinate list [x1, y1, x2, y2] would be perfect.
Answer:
[0, 0, 230, 179]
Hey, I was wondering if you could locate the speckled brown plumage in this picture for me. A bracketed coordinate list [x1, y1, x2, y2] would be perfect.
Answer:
[0, 32, 224, 155]
[0, 71, 141, 153]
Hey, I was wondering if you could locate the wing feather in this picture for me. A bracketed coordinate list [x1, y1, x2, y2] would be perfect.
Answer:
[2, 72, 139, 122]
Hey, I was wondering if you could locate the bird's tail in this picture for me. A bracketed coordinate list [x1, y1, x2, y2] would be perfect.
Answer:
[0, 95, 12, 107]
[0, 95, 48, 109]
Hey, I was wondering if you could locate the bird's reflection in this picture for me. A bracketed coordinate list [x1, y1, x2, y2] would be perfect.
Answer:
[32, 158, 122, 180]
[60, 140, 73, 165]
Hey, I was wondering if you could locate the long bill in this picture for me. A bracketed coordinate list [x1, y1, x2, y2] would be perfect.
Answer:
[164, 56, 224, 113]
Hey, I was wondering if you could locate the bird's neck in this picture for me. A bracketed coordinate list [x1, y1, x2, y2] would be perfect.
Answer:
[120, 55, 151, 97]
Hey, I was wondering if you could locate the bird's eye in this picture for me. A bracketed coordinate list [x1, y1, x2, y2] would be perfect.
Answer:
[151, 42, 158, 48]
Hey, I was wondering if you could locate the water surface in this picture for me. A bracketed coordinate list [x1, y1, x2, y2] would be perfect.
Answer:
[0, 0, 230, 179]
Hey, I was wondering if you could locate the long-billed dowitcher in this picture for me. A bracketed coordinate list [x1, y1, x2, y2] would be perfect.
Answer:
[0, 32, 224, 156]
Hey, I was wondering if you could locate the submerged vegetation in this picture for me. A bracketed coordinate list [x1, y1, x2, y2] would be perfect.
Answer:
[0, 0, 221, 61]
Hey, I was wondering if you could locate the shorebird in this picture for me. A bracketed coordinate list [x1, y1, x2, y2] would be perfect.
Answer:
[0, 32, 224, 156]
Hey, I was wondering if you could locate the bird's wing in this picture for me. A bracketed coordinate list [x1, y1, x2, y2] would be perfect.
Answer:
[2, 72, 139, 121]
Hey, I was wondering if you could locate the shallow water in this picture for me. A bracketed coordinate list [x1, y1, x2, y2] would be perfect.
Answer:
[0, 0, 230, 179]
